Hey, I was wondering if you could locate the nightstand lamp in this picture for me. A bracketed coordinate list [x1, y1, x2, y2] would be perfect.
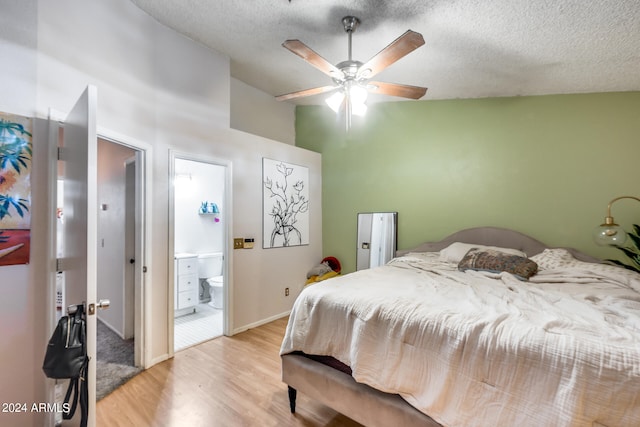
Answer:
[593, 196, 640, 246]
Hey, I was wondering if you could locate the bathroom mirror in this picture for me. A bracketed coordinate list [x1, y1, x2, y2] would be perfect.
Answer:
[356, 212, 398, 271]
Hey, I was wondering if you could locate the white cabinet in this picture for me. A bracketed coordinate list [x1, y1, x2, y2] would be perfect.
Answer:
[174, 253, 199, 311]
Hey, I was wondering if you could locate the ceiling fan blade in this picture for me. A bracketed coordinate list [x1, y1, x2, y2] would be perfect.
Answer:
[358, 30, 425, 79]
[283, 40, 345, 80]
[275, 85, 339, 101]
[368, 81, 427, 99]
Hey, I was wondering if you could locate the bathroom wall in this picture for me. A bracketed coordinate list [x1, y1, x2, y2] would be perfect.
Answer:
[174, 158, 225, 255]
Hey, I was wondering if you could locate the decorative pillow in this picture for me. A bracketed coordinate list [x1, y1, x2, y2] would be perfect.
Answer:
[440, 242, 527, 264]
[531, 248, 638, 278]
[530, 248, 578, 270]
[458, 248, 539, 280]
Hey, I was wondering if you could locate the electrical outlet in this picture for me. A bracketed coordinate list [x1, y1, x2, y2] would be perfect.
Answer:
[234, 238, 244, 249]
[285, 287, 290, 296]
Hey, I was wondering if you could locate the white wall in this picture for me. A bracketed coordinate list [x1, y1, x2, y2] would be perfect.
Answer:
[170, 129, 322, 331]
[231, 78, 296, 145]
[0, 1, 318, 425]
[0, 2, 47, 426]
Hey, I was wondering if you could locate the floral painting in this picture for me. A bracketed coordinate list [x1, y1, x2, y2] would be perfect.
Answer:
[263, 158, 309, 248]
[0, 112, 32, 266]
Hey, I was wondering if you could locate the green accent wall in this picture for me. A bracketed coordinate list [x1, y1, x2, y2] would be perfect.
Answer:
[295, 92, 640, 273]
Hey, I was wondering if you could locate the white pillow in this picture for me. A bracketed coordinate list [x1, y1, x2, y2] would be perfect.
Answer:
[529, 248, 576, 270]
[439, 242, 527, 263]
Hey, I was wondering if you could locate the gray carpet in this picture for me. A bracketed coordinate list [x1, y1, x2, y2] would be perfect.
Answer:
[96, 320, 142, 400]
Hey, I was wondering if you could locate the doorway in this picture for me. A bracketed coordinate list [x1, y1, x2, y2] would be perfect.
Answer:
[56, 134, 149, 399]
[171, 155, 230, 352]
[48, 88, 153, 424]
[93, 138, 142, 397]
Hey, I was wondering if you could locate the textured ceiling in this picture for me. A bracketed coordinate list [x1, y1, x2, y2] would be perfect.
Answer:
[129, 0, 640, 105]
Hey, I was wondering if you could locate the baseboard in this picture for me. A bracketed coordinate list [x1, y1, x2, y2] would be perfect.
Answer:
[98, 317, 125, 339]
[148, 353, 170, 367]
[232, 310, 290, 335]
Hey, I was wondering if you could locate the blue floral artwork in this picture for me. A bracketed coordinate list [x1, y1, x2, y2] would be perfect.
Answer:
[263, 158, 309, 248]
[0, 112, 32, 266]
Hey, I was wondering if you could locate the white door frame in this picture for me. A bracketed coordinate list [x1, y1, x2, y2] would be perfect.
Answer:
[98, 127, 153, 368]
[168, 150, 233, 357]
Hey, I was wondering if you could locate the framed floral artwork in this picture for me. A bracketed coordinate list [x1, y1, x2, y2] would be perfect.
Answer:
[0, 112, 32, 266]
[262, 158, 309, 248]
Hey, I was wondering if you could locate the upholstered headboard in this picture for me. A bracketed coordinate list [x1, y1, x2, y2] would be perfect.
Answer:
[397, 226, 601, 263]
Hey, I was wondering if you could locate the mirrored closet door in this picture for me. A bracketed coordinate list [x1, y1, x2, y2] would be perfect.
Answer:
[356, 212, 398, 270]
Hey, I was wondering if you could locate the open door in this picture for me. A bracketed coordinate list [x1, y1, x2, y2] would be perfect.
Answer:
[58, 85, 101, 427]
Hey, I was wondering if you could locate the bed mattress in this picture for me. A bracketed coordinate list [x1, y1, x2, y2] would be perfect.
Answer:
[280, 249, 640, 427]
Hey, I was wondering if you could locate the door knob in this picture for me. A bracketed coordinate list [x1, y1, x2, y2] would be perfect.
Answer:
[129, 258, 135, 264]
[88, 299, 110, 315]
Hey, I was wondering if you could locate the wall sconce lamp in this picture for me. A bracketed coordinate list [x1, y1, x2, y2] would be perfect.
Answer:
[593, 196, 640, 246]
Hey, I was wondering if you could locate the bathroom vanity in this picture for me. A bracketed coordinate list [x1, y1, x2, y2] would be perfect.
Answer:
[174, 253, 199, 311]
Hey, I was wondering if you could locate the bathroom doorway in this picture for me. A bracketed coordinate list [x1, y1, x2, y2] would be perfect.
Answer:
[171, 154, 230, 352]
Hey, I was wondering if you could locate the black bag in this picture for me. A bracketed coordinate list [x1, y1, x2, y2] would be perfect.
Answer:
[43, 304, 89, 426]
[43, 305, 87, 379]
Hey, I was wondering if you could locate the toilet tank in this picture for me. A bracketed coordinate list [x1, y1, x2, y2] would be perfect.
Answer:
[197, 252, 223, 278]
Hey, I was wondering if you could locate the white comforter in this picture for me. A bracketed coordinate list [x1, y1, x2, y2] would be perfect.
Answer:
[280, 249, 640, 427]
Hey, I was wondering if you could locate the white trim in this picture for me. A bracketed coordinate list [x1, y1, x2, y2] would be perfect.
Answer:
[148, 354, 170, 367]
[232, 311, 291, 336]
[45, 109, 62, 427]
[48, 108, 66, 123]
[97, 127, 154, 369]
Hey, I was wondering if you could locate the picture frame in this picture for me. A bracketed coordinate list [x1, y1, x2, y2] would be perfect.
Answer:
[262, 158, 309, 248]
[0, 112, 32, 266]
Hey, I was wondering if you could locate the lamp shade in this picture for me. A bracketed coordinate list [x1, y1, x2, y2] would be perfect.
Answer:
[325, 84, 369, 126]
[593, 222, 627, 246]
[325, 91, 345, 113]
[350, 85, 368, 105]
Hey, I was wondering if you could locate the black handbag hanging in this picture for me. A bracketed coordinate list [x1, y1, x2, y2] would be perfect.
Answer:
[43, 304, 89, 426]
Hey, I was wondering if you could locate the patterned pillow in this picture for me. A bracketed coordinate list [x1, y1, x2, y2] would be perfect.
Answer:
[531, 248, 638, 278]
[458, 248, 539, 280]
[440, 242, 527, 263]
[529, 248, 577, 270]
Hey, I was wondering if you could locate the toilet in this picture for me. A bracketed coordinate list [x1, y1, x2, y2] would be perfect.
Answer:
[197, 252, 224, 309]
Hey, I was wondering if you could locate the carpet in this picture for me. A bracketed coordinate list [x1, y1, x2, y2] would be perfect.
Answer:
[96, 320, 142, 400]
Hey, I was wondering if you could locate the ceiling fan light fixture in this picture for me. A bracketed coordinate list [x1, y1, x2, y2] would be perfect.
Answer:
[278, 16, 427, 130]
[349, 84, 368, 105]
[325, 91, 345, 113]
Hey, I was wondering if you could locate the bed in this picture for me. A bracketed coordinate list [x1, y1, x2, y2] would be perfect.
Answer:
[280, 227, 640, 427]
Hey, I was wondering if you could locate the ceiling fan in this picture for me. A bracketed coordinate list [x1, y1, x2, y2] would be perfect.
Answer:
[276, 16, 428, 128]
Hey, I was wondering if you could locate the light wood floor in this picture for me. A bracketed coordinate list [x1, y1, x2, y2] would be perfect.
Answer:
[96, 316, 362, 427]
